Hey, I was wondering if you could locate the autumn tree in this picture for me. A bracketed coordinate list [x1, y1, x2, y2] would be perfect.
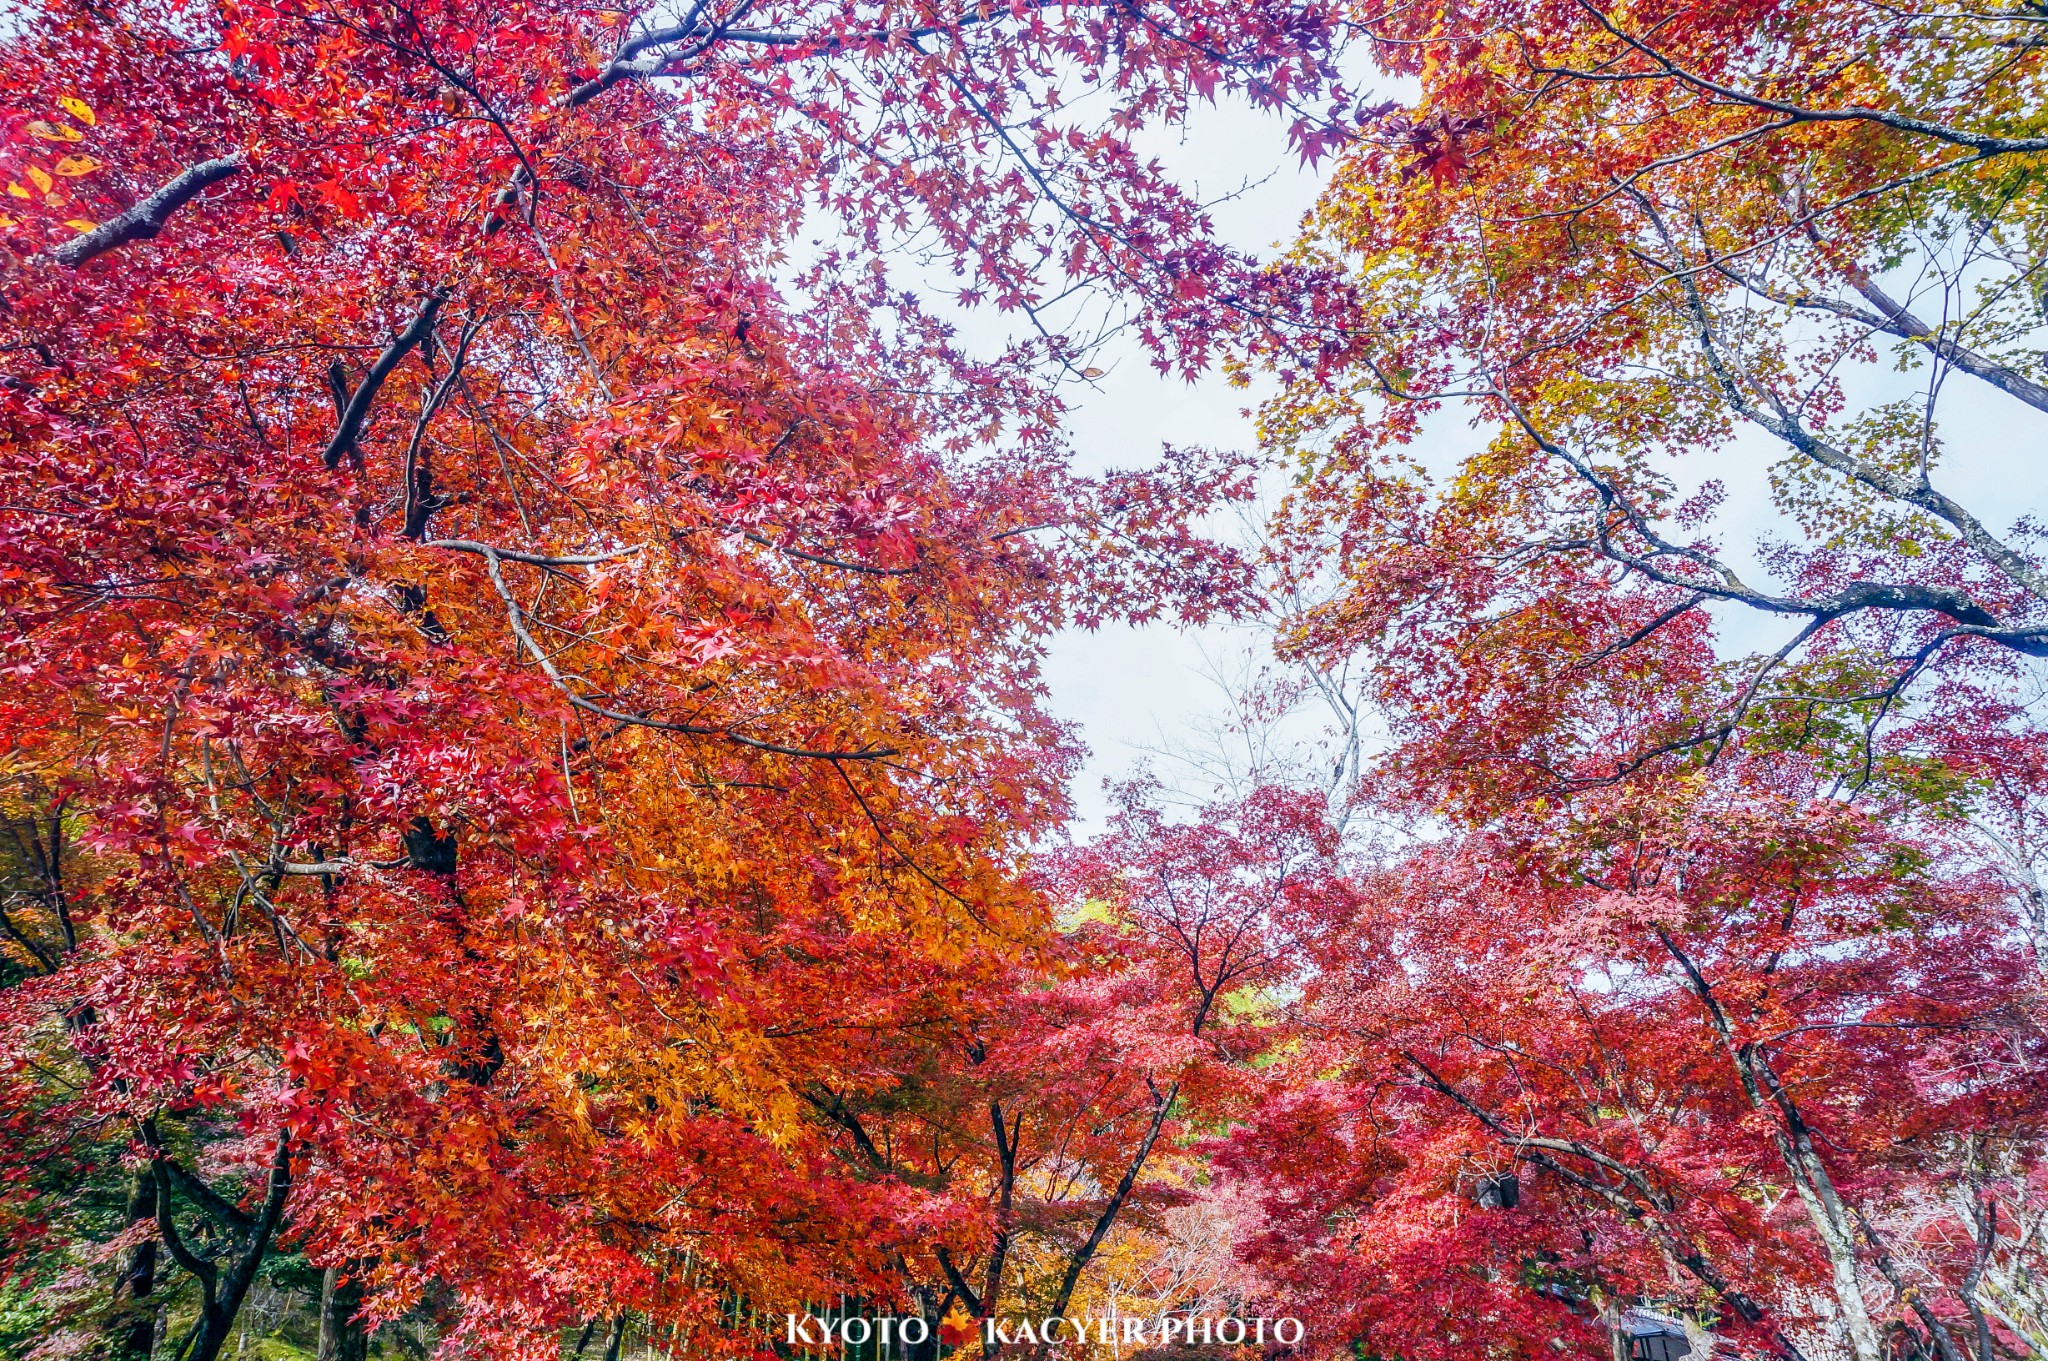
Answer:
[1214, 757, 2048, 1361]
[785, 781, 1343, 1350]
[1253, 0, 2048, 798]
[0, 0, 1354, 1354]
[1196, 0, 2048, 1357]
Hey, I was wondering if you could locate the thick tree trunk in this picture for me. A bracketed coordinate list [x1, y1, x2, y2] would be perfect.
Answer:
[318, 1265, 369, 1361]
[1655, 930, 1885, 1361]
[1781, 1169, 1885, 1361]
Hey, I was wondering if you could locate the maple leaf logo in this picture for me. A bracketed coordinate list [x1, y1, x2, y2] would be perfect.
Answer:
[937, 1309, 977, 1348]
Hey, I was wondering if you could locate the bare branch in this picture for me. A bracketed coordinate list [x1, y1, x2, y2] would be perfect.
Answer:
[423, 539, 640, 567]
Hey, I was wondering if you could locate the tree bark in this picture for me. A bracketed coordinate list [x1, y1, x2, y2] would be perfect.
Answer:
[44, 154, 244, 267]
[1654, 929, 1885, 1361]
[105, 1168, 159, 1360]
[321, 290, 449, 470]
[1042, 1081, 1176, 1322]
[152, 1129, 293, 1361]
[318, 1265, 369, 1361]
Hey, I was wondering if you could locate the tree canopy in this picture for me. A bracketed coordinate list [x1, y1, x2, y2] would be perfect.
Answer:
[2, 0, 2045, 1358]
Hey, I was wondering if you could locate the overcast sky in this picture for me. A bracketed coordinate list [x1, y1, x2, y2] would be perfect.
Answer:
[1028, 98, 1330, 830]
[849, 88, 2048, 835]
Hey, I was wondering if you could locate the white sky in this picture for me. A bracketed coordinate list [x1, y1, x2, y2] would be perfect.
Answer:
[1027, 98, 2048, 833]
[832, 88, 2048, 834]
[1030, 99, 1331, 830]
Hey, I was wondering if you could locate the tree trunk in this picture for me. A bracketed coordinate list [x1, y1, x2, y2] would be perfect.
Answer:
[905, 1285, 942, 1361]
[157, 1131, 293, 1361]
[1655, 931, 1885, 1361]
[105, 1168, 159, 1360]
[318, 1265, 369, 1361]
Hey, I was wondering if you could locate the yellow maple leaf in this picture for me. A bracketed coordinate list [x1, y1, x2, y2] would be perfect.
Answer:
[26, 120, 82, 143]
[25, 166, 52, 194]
[64, 218, 96, 231]
[57, 96, 95, 126]
[53, 155, 101, 177]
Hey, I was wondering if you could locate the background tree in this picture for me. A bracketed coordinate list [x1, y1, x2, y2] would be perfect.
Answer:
[1210, 0, 2048, 1357]
[790, 781, 1341, 1350]
[1217, 757, 2048, 1361]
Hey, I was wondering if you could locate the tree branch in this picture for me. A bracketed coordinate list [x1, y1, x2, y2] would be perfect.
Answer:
[424, 539, 640, 567]
[1043, 1081, 1176, 1320]
[1577, 1, 2048, 157]
[934, 1246, 984, 1318]
[322, 290, 451, 470]
[473, 544, 898, 760]
[45, 153, 245, 267]
[1399, 1049, 1806, 1359]
[744, 531, 916, 577]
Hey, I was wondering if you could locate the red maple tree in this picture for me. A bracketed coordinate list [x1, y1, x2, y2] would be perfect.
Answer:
[0, 0, 1347, 1354]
